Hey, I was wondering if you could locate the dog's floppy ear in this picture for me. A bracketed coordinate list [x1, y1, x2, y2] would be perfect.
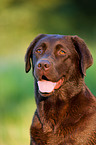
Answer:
[71, 35, 93, 77]
[25, 34, 46, 73]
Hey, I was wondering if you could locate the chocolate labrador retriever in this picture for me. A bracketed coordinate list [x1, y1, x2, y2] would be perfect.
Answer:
[25, 34, 96, 145]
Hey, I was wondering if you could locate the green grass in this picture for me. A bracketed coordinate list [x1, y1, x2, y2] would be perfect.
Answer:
[0, 61, 36, 145]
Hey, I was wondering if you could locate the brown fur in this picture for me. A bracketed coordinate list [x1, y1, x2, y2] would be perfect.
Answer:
[25, 34, 96, 145]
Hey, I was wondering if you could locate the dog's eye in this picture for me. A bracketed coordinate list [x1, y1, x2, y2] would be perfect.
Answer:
[59, 50, 65, 55]
[36, 48, 42, 54]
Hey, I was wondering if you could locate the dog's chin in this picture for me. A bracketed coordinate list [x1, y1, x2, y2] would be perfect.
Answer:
[37, 77, 64, 97]
[39, 91, 54, 97]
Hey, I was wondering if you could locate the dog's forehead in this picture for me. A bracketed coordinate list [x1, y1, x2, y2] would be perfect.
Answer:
[34, 34, 75, 54]
[40, 34, 68, 44]
[36, 34, 72, 49]
[38, 35, 74, 52]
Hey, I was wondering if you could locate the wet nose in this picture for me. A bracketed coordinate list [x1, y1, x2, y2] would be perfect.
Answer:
[37, 60, 51, 70]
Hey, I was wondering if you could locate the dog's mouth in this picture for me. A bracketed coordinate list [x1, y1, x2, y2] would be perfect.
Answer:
[37, 75, 64, 96]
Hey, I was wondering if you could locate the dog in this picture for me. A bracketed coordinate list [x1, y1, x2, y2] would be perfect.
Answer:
[25, 34, 96, 145]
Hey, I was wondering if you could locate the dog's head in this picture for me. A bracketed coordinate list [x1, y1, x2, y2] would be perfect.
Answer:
[25, 34, 93, 97]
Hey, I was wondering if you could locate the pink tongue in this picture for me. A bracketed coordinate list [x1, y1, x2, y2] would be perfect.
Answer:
[38, 81, 56, 93]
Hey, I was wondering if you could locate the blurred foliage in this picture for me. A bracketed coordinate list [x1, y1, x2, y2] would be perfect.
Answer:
[0, 0, 96, 145]
[0, 61, 36, 145]
[0, 0, 96, 55]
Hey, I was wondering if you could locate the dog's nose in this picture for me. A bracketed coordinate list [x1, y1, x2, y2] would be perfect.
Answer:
[37, 60, 51, 70]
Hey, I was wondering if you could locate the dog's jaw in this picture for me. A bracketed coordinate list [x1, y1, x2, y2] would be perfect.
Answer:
[37, 77, 64, 97]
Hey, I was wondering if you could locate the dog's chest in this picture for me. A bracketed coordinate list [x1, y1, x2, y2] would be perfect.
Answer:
[31, 95, 96, 145]
[31, 124, 95, 145]
[31, 109, 96, 145]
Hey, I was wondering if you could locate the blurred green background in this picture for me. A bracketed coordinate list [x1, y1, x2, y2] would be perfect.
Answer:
[0, 0, 96, 145]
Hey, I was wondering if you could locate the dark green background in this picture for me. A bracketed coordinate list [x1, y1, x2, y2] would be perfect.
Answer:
[0, 0, 96, 144]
